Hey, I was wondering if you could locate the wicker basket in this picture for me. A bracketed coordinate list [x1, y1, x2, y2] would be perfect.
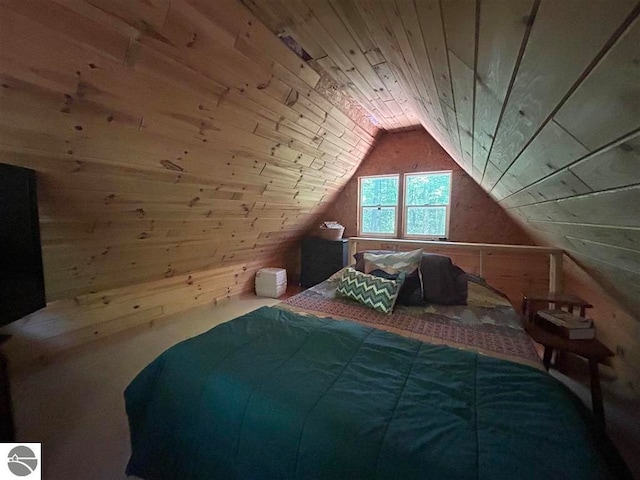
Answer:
[316, 226, 345, 240]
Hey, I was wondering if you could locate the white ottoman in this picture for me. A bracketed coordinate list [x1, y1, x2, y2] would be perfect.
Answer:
[255, 268, 287, 298]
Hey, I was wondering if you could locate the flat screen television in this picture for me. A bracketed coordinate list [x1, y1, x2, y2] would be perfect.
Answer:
[0, 163, 46, 327]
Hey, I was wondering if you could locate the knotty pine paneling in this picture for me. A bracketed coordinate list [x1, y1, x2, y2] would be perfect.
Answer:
[1, 256, 289, 369]
[0, 0, 378, 356]
[323, 130, 534, 248]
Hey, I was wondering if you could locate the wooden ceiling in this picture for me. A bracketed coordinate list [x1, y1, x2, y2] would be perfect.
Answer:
[246, 0, 640, 317]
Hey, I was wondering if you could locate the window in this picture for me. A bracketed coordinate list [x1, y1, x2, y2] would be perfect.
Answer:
[358, 175, 399, 236]
[357, 171, 452, 239]
[403, 171, 452, 238]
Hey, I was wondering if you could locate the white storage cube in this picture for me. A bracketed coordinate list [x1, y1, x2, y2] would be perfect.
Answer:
[255, 268, 287, 298]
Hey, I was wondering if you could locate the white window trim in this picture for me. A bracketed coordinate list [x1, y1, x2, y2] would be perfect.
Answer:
[402, 171, 452, 240]
[357, 174, 400, 238]
[356, 171, 453, 240]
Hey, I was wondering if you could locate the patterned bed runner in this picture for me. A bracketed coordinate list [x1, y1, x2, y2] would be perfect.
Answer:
[281, 290, 542, 370]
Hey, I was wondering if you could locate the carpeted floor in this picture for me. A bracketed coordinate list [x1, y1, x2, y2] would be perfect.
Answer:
[10, 294, 281, 480]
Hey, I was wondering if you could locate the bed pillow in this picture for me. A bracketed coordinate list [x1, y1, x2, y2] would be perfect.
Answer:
[361, 249, 424, 306]
[367, 268, 425, 306]
[336, 267, 406, 314]
[420, 254, 468, 305]
[353, 250, 395, 271]
[353, 249, 424, 305]
[362, 249, 423, 276]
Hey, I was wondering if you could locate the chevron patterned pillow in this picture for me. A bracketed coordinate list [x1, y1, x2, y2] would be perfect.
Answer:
[336, 267, 406, 314]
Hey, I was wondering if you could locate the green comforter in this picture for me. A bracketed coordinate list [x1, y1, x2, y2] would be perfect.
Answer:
[125, 306, 614, 479]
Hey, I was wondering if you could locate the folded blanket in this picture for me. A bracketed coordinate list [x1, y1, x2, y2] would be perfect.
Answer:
[421, 253, 468, 305]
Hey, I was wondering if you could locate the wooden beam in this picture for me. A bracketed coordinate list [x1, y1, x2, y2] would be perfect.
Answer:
[349, 237, 562, 255]
[549, 252, 564, 293]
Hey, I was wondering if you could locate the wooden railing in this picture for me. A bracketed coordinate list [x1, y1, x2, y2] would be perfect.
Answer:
[348, 237, 564, 306]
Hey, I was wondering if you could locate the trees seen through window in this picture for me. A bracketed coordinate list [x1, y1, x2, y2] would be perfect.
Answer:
[358, 171, 451, 239]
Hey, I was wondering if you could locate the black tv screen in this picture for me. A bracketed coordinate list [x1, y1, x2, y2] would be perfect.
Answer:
[0, 163, 46, 326]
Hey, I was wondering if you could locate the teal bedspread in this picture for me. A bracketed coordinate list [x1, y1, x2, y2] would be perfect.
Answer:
[125, 306, 614, 479]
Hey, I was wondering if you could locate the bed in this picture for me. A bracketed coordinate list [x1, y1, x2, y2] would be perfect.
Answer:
[125, 258, 623, 479]
[279, 269, 542, 370]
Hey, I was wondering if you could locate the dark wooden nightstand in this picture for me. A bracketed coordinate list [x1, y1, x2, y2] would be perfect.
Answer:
[524, 317, 613, 429]
[300, 237, 349, 288]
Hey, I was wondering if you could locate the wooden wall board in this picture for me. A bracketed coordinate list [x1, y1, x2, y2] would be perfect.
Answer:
[1, 0, 132, 62]
[0, 257, 281, 368]
[472, 0, 534, 178]
[494, 120, 590, 200]
[565, 237, 640, 276]
[414, 0, 454, 109]
[387, 1, 441, 124]
[483, 0, 636, 179]
[309, 0, 390, 100]
[440, 0, 477, 69]
[0, 0, 380, 353]
[242, 0, 415, 130]
[327, 0, 379, 63]
[562, 257, 640, 396]
[525, 222, 640, 253]
[516, 186, 640, 228]
[501, 170, 592, 208]
[448, 53, 475, 166]
[322, 130, 534, 248]
[553, 16, 640, 150]
[567, 251, 640, 316]
[569, 133, 640, 191]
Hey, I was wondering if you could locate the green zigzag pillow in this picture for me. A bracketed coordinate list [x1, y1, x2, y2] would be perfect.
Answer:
[336, 267, 406, 314]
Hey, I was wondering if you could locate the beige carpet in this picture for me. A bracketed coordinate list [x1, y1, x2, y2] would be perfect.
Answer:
[10, 294, 280, 480]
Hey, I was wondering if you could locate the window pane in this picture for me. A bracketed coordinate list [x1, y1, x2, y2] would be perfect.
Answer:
[406, 173, 451, 206]
[361, 207, 396, 234]
[361, 177, 399, 206]
[406, 207, 447, 237]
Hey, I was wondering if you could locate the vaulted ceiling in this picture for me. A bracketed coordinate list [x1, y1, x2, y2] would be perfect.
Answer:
[245, 0, 640, 317]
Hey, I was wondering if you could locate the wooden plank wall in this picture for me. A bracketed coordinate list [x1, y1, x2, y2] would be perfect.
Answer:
[321, 130, 534, 245]
[0, 0, 377, 362]
[561, 256, 640, 395]
[246, 1, 640, 316]
[1, 259, 273, 368]
[242, 0, 421, 131]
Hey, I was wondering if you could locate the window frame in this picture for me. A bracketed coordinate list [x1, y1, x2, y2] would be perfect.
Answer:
[357, 174, 400, 238]
[356, 171, 453, 240]
[402, 170, 452, 240]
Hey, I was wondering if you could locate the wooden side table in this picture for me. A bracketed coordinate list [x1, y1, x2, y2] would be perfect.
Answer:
[521, 292, 593, 322]
[524, 320, 613, 429]
[300, 237, 349, 288]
